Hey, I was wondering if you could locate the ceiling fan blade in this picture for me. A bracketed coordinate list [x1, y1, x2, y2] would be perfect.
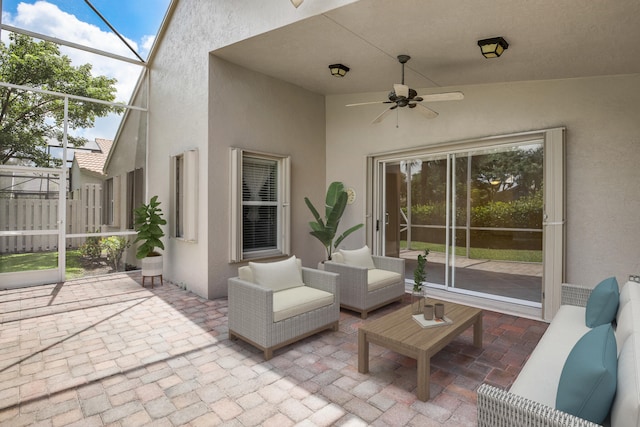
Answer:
[346, 101, 389, 107]
[371, 107, 395, 124]
[414, 103, 439, 119]
[393, 84, 409, 99]
[418, 91, 464, 102]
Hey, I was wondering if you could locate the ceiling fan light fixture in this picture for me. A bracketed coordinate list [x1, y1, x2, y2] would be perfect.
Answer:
[477, 36, 509, 58]
[290, 0, 303, 8]
[329, 63, 350, 77]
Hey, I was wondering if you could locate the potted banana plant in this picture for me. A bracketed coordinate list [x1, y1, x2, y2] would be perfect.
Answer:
[133, 195, 167, 281]
[304, 181, 363, 261]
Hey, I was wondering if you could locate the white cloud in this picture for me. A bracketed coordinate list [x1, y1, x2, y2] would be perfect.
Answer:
[3, 1, 147, 140]
[140, 35, 156, 57]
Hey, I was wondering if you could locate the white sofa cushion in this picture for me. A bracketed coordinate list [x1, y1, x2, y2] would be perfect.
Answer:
[368, 269, 401, 291]
[339, 246, 376, 269]
[247, 256, 304, 292]
[509, 304, 590, 408]
[273, 286, 334, 322]
[618, 280, 640, 319]
[616, 296, 640, 353]
[611, 331, 640, 427]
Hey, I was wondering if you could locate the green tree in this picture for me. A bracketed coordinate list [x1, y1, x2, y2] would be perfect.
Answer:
[0, 32, 121, 166]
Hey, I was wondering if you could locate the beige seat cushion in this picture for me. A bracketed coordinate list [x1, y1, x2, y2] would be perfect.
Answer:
[368, 269, 401, 291]
[273, 286, 334, 322]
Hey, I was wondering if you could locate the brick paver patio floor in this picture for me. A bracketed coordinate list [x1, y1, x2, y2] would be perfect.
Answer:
[0, 272, 547, 426]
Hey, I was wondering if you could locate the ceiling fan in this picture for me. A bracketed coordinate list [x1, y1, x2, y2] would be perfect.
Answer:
[346, 54, 464, 124]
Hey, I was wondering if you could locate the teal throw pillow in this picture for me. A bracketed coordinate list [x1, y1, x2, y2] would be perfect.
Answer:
[556, 324, 617, 424]
[585, 276, 619, 327]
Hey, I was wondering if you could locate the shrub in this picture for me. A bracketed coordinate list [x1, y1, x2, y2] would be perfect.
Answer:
[407, 191, 542, 229]
[79, 231, 102, 264]
[101, 236, 130, 271]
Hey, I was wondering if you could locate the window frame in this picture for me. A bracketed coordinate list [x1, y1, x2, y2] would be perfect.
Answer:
[126, 168, 144, 230]
[103, 175, 120, 226]
[170, 149, 198, 241]
[230, 148, 290, 262]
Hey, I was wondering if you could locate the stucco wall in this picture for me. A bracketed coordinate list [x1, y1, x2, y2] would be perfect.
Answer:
[141, 0, 353, 299]
[208, 57, 327, 298]
[326, 74, 640, 288]
[70, 161, 103, 191]
[141, 0, 639, 301]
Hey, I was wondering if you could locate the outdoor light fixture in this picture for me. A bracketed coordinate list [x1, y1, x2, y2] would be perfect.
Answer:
[329, 64, 350, 77]
[290, 0, 303, 8]
[477, 37, 509, 58]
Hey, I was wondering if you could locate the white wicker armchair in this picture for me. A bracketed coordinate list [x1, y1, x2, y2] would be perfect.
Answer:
[228, 258, 340, 360]
[324, 250, 405, 319]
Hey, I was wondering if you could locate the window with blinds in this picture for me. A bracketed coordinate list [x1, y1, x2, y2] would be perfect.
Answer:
[242, 156, 278, 254]
[230, 148, 290, 262]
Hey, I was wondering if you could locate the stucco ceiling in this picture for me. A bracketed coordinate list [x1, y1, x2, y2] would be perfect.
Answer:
[213, 0, 640, 96]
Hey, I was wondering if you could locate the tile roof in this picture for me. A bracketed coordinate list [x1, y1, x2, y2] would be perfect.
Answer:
[74, 138, 113, 175]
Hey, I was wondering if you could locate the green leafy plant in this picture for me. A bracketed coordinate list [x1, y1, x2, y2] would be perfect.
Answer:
[101, 236, 130, 271]
[133, 196, 167, 259]
[413, 249, 429, 292]
[79, 229, 102, 264]
[304, 181, 363, 260]
[1, 33, 121, 167]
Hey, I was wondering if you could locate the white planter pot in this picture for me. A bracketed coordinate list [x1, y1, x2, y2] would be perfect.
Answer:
[142, 254, 163, 277]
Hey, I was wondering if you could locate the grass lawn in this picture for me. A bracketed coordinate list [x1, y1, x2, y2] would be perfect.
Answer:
[1, 250, 98, 279]
[403, 241, 542, 263]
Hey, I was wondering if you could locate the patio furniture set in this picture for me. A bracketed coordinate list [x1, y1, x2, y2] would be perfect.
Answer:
[227, 246, 486, 403]
[227, 245, 640, 422]
[478, 277, 640, 427]
[227, 246, 405, 360]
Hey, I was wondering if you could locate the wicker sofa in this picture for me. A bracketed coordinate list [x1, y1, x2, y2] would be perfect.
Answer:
[478, 280, 640, 427]
[324, 248, 405, 319]
[227, 256, 340, 360]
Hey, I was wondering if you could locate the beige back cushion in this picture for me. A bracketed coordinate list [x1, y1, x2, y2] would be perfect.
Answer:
[245, 256, 304, 292]
[331, 252, 344, 263]
[339, 245, 376, 269]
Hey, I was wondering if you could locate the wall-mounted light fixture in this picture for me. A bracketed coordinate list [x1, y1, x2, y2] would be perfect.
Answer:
[328, 63, 350, 77]
[291, 0, 303, 8]
[477, 37, 509, 58]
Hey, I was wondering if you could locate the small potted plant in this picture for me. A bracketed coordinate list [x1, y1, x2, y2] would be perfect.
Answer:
[304, 181, 363, 261]
[133, 195, 167, 280]
[412, 249, 429, 313]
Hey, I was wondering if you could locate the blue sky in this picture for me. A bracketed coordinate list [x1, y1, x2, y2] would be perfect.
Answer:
[2, 0, 170, 56]
[1, 0, 171, 140]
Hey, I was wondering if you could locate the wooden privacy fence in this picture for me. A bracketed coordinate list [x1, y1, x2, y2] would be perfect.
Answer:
[0, 184, 102, 253]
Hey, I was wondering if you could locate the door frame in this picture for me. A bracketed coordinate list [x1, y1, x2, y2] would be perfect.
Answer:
[367, 128, 565, 320]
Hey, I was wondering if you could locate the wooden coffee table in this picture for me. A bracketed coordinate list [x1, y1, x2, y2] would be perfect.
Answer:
[358, 298, 483, 401]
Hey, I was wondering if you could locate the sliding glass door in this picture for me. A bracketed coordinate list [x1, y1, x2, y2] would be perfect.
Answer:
[370, 129, 565, 318]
